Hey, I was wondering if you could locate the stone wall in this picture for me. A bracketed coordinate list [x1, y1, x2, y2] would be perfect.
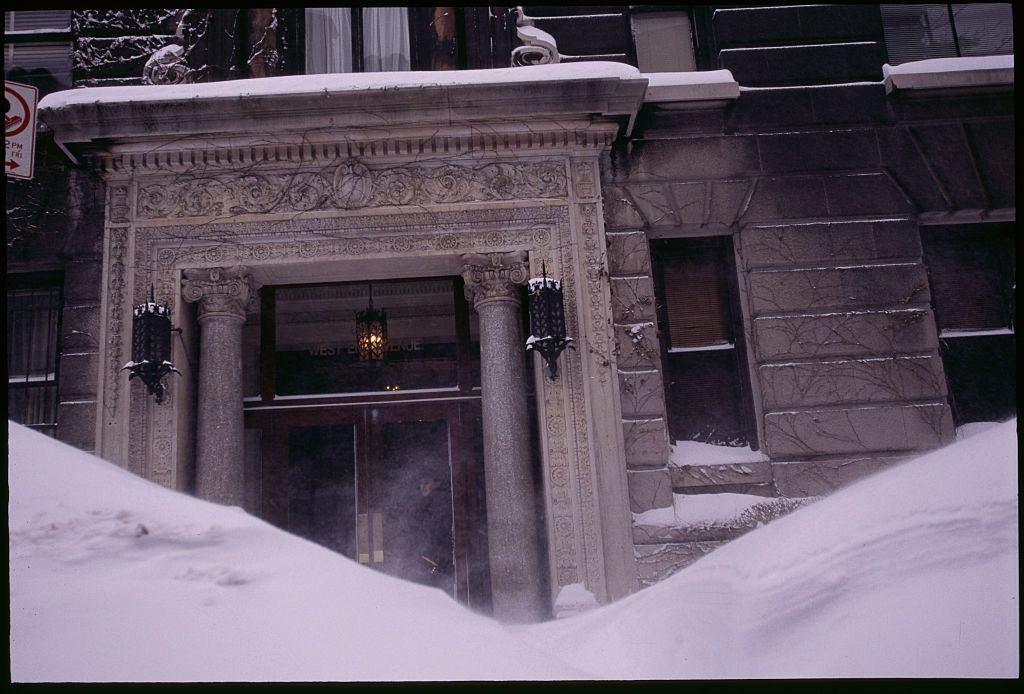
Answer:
[603, 77, 1014, 582]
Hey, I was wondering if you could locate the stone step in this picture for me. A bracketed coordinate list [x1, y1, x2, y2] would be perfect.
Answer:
[632, 492, 819, 586]
[720, 42, 887, 87]
[713, 5, 884, 50]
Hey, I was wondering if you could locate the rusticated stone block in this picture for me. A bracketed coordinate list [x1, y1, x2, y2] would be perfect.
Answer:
[627, 467, 673, 513]
[622, 136, 761, 182]
[606, 231, 652, 276]
[614, 323, 661, 371]
[670, 461, 773, 489]
[743, 175, 829, 221]
[622, 418, 671, 467]
[623, 184, 679, 227]
[824, 172, 915, 217]
[56, 400, 97, 453]
[753, 308, 938, 360]
[906, 124, 989, 211]
[772, 455, 910, 497]
[759, 355, 947, 409]
[746, 262, 931, 315]
[739, 219, 921, 270]
[60, 305, 101, 353]
[667, 179, 751, 229]
[63, 260, 104, 305]
[758, 129, 880, 173]
[618, 371, 667, 419]
[635, 541, 728, 587]
[57, 352, 100, 399]
[601, 185, 645, 229]
[764, 402, 953, 458]
[609, 275, 657, 324]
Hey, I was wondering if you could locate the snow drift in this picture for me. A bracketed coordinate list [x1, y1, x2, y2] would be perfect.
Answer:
[8, 419, 1018, 680]
[526, 419, 1019, 679]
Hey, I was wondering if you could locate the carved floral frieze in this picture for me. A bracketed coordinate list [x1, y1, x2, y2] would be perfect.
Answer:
[136, 159, 568, 219]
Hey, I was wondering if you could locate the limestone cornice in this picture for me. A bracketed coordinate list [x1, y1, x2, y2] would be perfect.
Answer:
[39, 65, 646, 168]
[81, 122, 618, 178]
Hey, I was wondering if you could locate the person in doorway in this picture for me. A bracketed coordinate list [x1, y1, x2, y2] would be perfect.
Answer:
[412, 476, 454, 594]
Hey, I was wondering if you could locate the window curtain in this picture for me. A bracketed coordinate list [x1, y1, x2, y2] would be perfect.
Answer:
[363, 7, 410, 72]
[305, 7, 352, 74]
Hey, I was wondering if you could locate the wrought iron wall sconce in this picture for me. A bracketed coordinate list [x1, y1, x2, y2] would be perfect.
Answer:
[122, 288, 181, 403]
[526, 264, 574, 379]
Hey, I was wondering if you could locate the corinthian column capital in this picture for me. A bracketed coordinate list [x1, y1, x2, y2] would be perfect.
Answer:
[182, 266, 254, 322]
[460, 251, 529, 307]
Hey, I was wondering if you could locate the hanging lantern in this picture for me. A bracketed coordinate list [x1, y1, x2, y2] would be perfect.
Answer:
[356, 283, 388, 361]
[526, 263, 574, 379]
[122, 287, 180, 403]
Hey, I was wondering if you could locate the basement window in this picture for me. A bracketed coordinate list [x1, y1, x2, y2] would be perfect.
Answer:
[653, 237, 756, 447]
[7, 272, 63, 437]
[920, 222, 1016, 425]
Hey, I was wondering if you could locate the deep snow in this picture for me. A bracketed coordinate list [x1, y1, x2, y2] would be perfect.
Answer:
[8, 419, 1018, 681]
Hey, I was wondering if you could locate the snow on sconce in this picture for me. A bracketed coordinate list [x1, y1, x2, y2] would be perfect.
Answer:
[525, 266, 575, 379]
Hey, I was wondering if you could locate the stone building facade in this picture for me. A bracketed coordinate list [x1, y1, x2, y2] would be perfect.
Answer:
[8, 5, 1015, 618]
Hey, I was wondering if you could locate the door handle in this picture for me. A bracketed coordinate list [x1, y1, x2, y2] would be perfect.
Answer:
[357, 513, 370, 563]
[372, 512, 384, 563]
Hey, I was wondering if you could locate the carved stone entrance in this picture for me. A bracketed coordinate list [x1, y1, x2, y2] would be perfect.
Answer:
[43, 65, 648, 617]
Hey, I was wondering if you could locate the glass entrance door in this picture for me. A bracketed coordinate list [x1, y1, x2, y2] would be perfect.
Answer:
[249, 401, 488, 606]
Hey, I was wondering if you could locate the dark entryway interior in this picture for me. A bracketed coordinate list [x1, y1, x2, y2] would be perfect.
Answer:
[243, 276, 492, 610]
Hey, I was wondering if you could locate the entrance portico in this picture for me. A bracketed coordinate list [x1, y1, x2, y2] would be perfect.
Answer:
[40, 63, 648, 618]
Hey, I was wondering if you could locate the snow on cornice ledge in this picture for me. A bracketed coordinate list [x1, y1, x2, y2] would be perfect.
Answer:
[38, 62, 644, 111]
[640, 69, 740, 103]
[882, 55, 1013, 94]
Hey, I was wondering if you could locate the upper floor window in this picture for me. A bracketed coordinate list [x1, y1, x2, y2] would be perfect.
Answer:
[880, 3, 1014, 65]
[630, 8, 696, 72]
[305, 7, 410, 74]
[7, 272, 63, 436]
[3, 10, 72, 97]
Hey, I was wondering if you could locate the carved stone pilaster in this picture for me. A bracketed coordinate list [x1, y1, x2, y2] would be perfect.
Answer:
[460, 251, 530, 306]
[182, 266, 254, 322]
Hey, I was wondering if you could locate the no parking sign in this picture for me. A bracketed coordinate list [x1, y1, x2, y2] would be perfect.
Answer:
[5, 81, 38, 181]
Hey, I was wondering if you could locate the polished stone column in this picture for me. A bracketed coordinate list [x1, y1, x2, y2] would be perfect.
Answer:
[461, 251, 547, 622]
[182, 266, 253, 506]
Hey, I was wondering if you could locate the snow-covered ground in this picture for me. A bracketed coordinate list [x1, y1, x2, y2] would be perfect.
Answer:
[9, 419, 1018, 681]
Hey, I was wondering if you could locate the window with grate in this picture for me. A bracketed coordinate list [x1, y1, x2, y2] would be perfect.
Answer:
[652, 237, 756, 447]
[304, 7, 410, 74]
[3, 10, 72, 97]
[7, 272, 63, 436]
[880, 4, 1014, 66]
[921, 222, 1015, 425]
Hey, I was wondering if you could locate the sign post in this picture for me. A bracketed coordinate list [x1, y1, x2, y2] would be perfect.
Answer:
[5, 81, 38, 181]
